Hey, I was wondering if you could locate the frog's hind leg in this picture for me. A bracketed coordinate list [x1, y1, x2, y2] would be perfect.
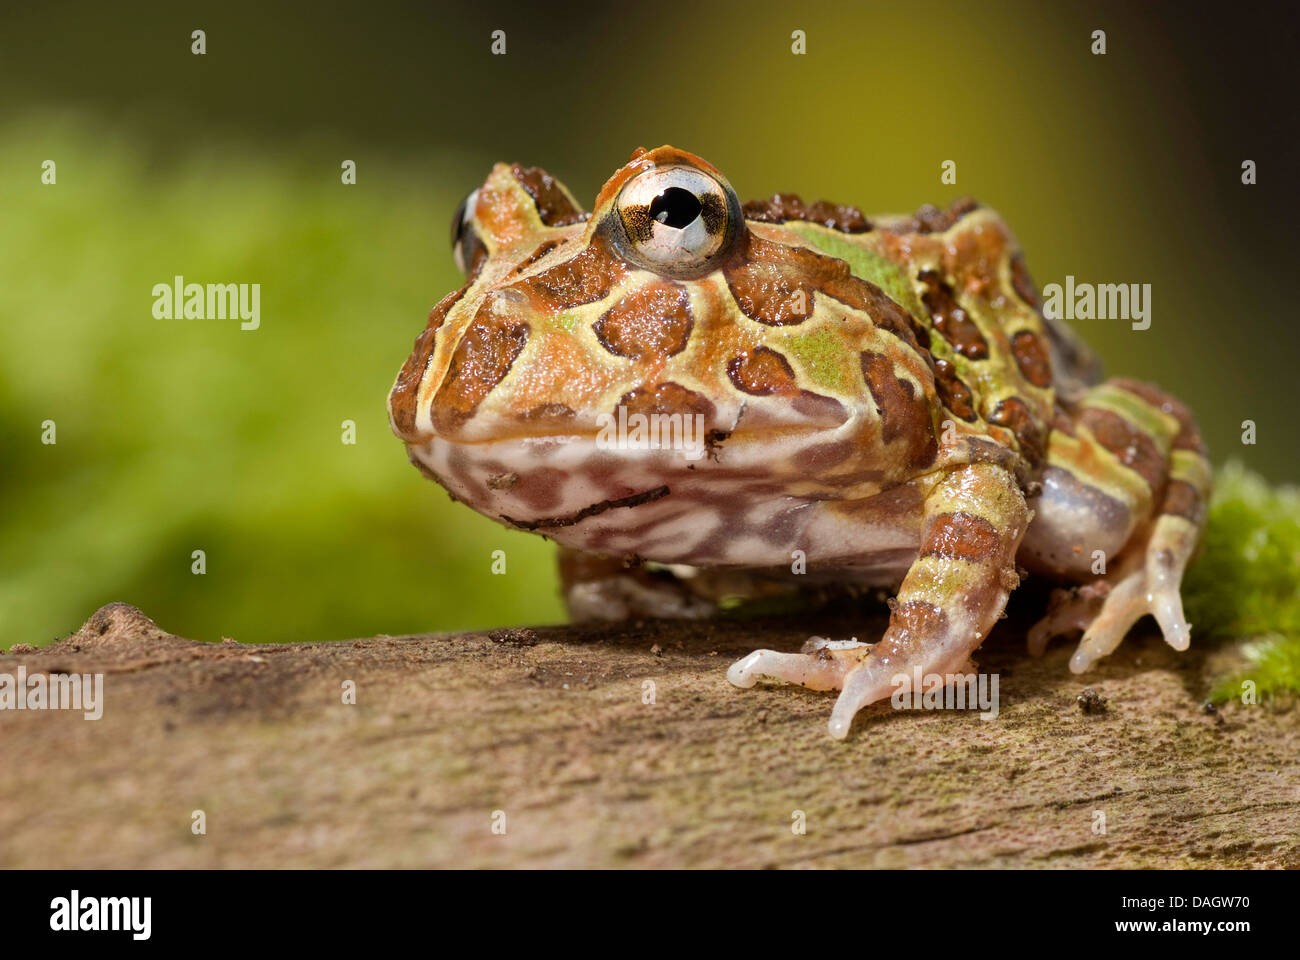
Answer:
[1041, 500, 1207, 673]
[1024, 378, 1211, 670]
[728, 462, 1030, 739]
[559, 547, 720, 621]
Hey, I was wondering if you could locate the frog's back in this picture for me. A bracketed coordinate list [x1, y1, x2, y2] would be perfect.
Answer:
[747, 195, 1104, 489]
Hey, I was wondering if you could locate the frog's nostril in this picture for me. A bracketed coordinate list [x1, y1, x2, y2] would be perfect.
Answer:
[649, 187, 702, 229]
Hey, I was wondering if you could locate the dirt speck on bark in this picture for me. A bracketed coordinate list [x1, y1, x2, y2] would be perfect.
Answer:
[2, 601, 1296, 868]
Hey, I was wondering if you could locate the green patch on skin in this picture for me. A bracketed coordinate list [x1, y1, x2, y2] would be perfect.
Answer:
[787, 223, 927, 319]
[1181, 462, 1300, 701]
[779, 328, 854, 394]
[552, 312, 581, 333]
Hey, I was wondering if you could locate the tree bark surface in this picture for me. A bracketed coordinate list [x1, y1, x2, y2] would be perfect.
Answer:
[2, 602, 1296, 868]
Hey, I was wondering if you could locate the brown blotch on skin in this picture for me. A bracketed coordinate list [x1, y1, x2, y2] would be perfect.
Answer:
[932, 357, 977, 422]
[519, 402, 576, 426]
[1111, 377, 1208, 455]
[510, 164, 588, 227]
[514, 239, 562, 274]
[742, 193, 871, 233]
[506, 466, 569, 513]
[989, 396, 1046, 466]
[726, 347, 799, 396]
[1080, 407, 1167, 491]
[594, 280, 693, 360]
[1012, 257, 1104, 393]
[725, 236, 922, 352]
[793, 439, 856, 473]
[886, 601, 950, 653]
[390, 285, 467, 438]
[1110, 377, 1173, 409]
[962, 436, 1026, 474]
[722, 236, 815, 326]
[860, 351, 938, 468]
[921, 511, 1003, 563]
[1009, 253, 1040, 308]
[1011, 330, 1053, 388]
[882, 198, 979, 235]
[1161, 479, 1203, 523]
[919, 269, 989, 360]
[1051, 403, 1078, 437]
[431, 302, 530, 432]
[1171, 425, 1209, 455]
[725, 347, 846, 421]
[908, 316, 932, 351]
[790, 392, 849, 425]
[523, 238, 624, 309]
[618, 382, 717, 424]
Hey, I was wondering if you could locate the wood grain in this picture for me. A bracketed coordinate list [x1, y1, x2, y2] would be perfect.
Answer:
[2, 601, 1296, 868]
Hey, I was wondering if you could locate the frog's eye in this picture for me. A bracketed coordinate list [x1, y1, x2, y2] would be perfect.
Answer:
[451, 189, 486, 276]
[609, 166, 742, 279]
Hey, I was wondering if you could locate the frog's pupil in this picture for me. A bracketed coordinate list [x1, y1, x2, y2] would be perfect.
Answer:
[649, 187, 702, 230]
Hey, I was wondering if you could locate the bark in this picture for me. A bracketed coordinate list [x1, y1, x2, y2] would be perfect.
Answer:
[2, 601, 1296, 868]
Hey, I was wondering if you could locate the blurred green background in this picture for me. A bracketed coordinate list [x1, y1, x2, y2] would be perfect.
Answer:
[2, 0, 1295, 646]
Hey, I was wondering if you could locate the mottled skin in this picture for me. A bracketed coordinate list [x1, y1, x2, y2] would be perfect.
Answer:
[389, 146, 1211, 739]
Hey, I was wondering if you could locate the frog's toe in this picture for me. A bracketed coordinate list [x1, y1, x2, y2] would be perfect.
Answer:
[1145, 542, 1193, 653]
[828, 662, 902, 740]
[1067, 571, 1149, 672]
[1027, 583, 1109, 656]
[1070, 515, 1198, 671]
[726, 638, 871, 692]
[1066, 570, 1191, 673]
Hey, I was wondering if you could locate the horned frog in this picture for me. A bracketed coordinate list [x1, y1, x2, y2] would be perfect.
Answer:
[388, 146, 1210, 739]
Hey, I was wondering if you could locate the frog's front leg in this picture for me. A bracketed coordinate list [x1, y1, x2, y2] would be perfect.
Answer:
[728, 462, 1030, 739]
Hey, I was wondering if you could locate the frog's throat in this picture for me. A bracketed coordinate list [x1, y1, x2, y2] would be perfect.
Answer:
[406, 434, 919, 574]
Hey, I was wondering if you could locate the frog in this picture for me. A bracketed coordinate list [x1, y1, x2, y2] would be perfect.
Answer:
[388, 145, 1211, 740]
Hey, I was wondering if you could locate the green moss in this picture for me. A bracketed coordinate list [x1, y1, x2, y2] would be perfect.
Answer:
[0, 118, 567, 648]
[1181, 462, 1300, 701]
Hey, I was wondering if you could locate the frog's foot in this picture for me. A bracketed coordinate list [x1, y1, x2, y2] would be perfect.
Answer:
[730, 463, 1029, 739]
[727, 637, 873, 692]
[566, 572, 718, 621]
[558, 547, 718, 621]
[1027, 513, 1201, 672]
[1027, 582, 1110, 657]
[1023, 377, 1211, 672]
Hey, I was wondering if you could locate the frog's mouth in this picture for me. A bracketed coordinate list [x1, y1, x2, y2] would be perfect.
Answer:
[403, 422, 843, 568]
